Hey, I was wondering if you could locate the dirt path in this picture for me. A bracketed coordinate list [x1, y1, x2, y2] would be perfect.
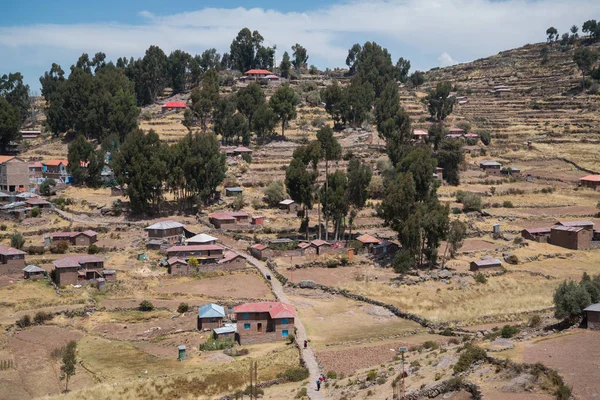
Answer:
[232, 250, 326, 400]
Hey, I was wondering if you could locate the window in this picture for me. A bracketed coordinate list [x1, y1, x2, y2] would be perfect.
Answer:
[281, 318, 288, 325]
[243, 313, 249, 320]
[281, 330, 289, 337]
[209, 318, 216, 322]
[244, 323, 251, 330]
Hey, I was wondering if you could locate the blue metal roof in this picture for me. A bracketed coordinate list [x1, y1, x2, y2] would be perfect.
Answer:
[198, 303, 226, 319]
[225, 187, 243, 191]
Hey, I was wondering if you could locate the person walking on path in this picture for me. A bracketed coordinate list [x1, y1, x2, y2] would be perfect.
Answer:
[316, 378, 321, 391]
[304, 340, 308, 349]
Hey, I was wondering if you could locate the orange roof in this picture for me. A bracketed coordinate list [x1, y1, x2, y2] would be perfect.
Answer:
[162, 101, 187, 108]
[356, 234, 382, 244]
[580, 175, 600, 182]
[245, 69, 272, 75]
[0, 156, 15, 164]
[43, 159, 68, 167]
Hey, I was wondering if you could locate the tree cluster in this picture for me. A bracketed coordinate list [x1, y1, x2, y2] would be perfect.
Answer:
[0, 73, 31, 152]
[554, 272, 600, 320]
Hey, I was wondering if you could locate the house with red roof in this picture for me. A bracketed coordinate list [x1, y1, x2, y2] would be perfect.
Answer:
[0, 244, 26, 275]
[161, 101, 187, 113]
[244, 69, 273, 79]
[356, 234, 382, 252]
[580, 175, 600, 190]
[42, 159, 70, 181]
[52, 255, 107, 286]
[51, 230, 98, 246]
[234, 302, 295, 344]
[310, 239, 332, 255]
[521, 227, 551, 243]
[166, 244, 225, 264]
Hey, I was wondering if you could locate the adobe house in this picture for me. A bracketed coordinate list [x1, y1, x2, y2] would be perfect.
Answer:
[161, 101, 187, 113]
[579, 175, 600, 190]
[185, 233, 218, 246]
[28, 161, 44, 179]
[166, 244, 225, 264]
[413, 129, 428, 143]
[251, 215, 265, 225]
[25, 198, 52, 209]
[52, 255, 105, 286]
[0, 156, 29, 193]
[372, 241, 399, 258]
[232, 146, 253, 157]
[145, 221, 184, 243]
[521, 227, 551, 243]
[52, 230, 98, 246]
[218, 251, 247, 269]
[501, 167, 521, 177]
[250, 243, 269, 259]
[584, 303, 600, 330]
[213, 325, 237, 340]
[209, 212, 237, 229]
[198, 303, 226, 331]
[310, 239, 331, 255]
[42, 159, 69, 180]
[469, 259, 503, 272]
[23, 265, 45, 280]
[230, 211, 250, 224]
[279, 199, 301, 213]
[244, 69, 273, 79]
[234, 302, 295, 345]
[297, 242, 315, 256]
[550, 226, 591, 250]
[166, 257, 192, 275]
[479, 160, 502, 175]
[0, 244, 26, 275]
[356, 234, 382, 253]
[448, 127, 466, 135]
[103, 269, 116, 281]
[225, 187, 243, 197]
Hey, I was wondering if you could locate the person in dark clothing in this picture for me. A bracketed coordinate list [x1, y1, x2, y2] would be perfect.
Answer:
[304, 340, 308, 349]
[316, 379, 321, 391]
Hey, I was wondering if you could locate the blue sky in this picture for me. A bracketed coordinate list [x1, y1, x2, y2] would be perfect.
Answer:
[1, 0, 599, 91]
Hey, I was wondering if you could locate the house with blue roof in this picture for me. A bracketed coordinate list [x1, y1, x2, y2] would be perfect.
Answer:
[198, 303, 226, 331]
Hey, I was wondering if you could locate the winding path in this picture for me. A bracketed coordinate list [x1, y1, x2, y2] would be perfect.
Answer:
[232, 250, 326, 400]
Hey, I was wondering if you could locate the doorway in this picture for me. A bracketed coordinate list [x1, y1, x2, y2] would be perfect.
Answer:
[257, 323, 262, 333]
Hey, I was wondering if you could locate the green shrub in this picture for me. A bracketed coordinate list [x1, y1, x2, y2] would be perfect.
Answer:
[423, 340, 439, 350]
[500, 325, 519, 338]
[241, 153, 252, 163]
[27, 246, 46, 255]
[555, 385, 572, 400]
[440, 327, 455, 336]
[435, 372, 442, 381]
[410, 360, 421, 371]
[295, 387, 308, 399]
[325, 258, 339, 268]
[33, 311, 53, 324]
[529, 315, 542, 328]
[503, 200, 514, 208]
[283, 367, 309, 382]
[243, 386, 264, 396]
[453, 344, 487, 373]
[10, 232, 25, 250]
[326, 371, 337, 379]
[0, 224, 6, 231]
[287, 333, 295, 344]
[177, 303, 189, 313]
[16, 314, 31, 328]
[87, 244, 101, 254]
[366, 371, 378, 381]
[199, 337, 234, 351]
[456, 190, 482, 212]
[138, 300, 154, 311]
[475, 273, 488, 284]
[49, 240, 69, 254]
[339, 255, 349, 266]
[30, 207, 41, 217]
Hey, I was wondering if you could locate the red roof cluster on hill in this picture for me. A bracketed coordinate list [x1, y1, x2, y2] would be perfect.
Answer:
[244, 69, 272, 75]
[162, 101, 187, 108]
[234, 302, 296, 318]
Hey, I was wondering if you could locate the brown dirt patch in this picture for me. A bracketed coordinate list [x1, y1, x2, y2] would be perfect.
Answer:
[279, 265, 397, 287]
[155, 273, 273, 300]
[523, 329, 600, 399]
[91, 312, 197, 341]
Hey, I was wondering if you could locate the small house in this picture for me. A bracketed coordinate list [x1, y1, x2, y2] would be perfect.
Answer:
[166, 257, 191, 275]
[413, 129, 428, 142]
[233, 146, 253, 157]
[161, 101, 187, 113]
[103, 269, 116, 281]
[25, 198, 52, 209]
[166, 245, 225, 264]
[448, 127, 465, 135]
[521, 227, 551, 243]
[145, 221, 184, 242]
[218, 251, 247, 269]
[244, 69, 273, 79]
[584, 303, 600, 330]
[213, 325, 237, 340]
[469, 259, 502, 272]
[579, 175, 600, 190]
[250, 243, 269, 259]
[20, 130, 41, 139]
[29, 161, 43, 178]
[42, 159, 69, 180]
[433, 167, 444, 182]
[52, 255, 105, 286]
[501, 167, 521, 177]
[550, 226, 591, 250]
[479, 160, 502, 175]
[198, 303, 226, 331]
[209, 212, 237, 229]
[185, 233, 218, 246]
[234, 302, 295, 344]
[230, 211, 250, 224]
[251, 216, 265, 225]
[23, 265, 45, 280]
[310, 239, 331, 255]
[356, 234, 382, 252]
[52, 230, 98, 246]
[372, 241, 399, 257]
[297, 242, 315, 256]
[0, 245, 26, 275]
[0, 156, 30, 193]
[146, 239, 169, 250]
[225, 187, 243, 197]
[279, 199, 300, 213]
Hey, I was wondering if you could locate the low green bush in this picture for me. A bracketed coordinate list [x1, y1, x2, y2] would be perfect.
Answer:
[177, 303, 189, 313]
[199, 337, 234, 351]
[282, 367, 309, 382]
[138, 300, 154, 311]
[453, 344, 487, 373]
[500, 325, 519, 338]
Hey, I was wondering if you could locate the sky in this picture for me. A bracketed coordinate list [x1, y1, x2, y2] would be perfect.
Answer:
[1, 0, 599, 92]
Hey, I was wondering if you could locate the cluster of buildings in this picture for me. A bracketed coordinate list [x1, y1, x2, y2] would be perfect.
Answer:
[209, 211, 264, 229]
[521, 220, 599, 250]
[198, 301, 295, 345]
[144, 220, 247, 274]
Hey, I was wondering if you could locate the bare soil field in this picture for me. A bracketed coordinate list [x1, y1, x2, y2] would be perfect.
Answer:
[155, 272, 274, 300]
[522, 330, 600, 399]
[278, 264, 397, 287]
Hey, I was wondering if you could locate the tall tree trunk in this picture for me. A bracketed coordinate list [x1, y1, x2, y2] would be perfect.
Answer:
[281, 119, 285, 137]
[441, 241, 450, 269]
[304, 206, 309, 240]
[317, 195, 321, 239]
[324, 160, 329, 241]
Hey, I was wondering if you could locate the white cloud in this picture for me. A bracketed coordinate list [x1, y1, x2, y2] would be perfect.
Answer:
[1, 0, 599, 88]
[438, 52, 458, 67]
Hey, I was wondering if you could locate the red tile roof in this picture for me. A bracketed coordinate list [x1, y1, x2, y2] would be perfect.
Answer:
[43, 159, 68, 167]
[162, 101, 187, 108]
[167, 257, 187, 266]
[298, 242, 311, 249]
[413, 129, 428, 136]
[310, 239, 330, 247]
[0, 156, 15, 164]
[219, 251, 245, 264]
[53, 255, 104, 268]
[234, 302, 296, 318]
[25, 198, 51, 205]
[244, 69, 272, 75]
[167, 245, 224, 252]
[356, 234, 381, 244]
[580, 175, 600, 182]
[52, 230, 98, 239]
[209, 212, 237, 221]
[523, 227, 551, 234]
[251, 243, 268, 250]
